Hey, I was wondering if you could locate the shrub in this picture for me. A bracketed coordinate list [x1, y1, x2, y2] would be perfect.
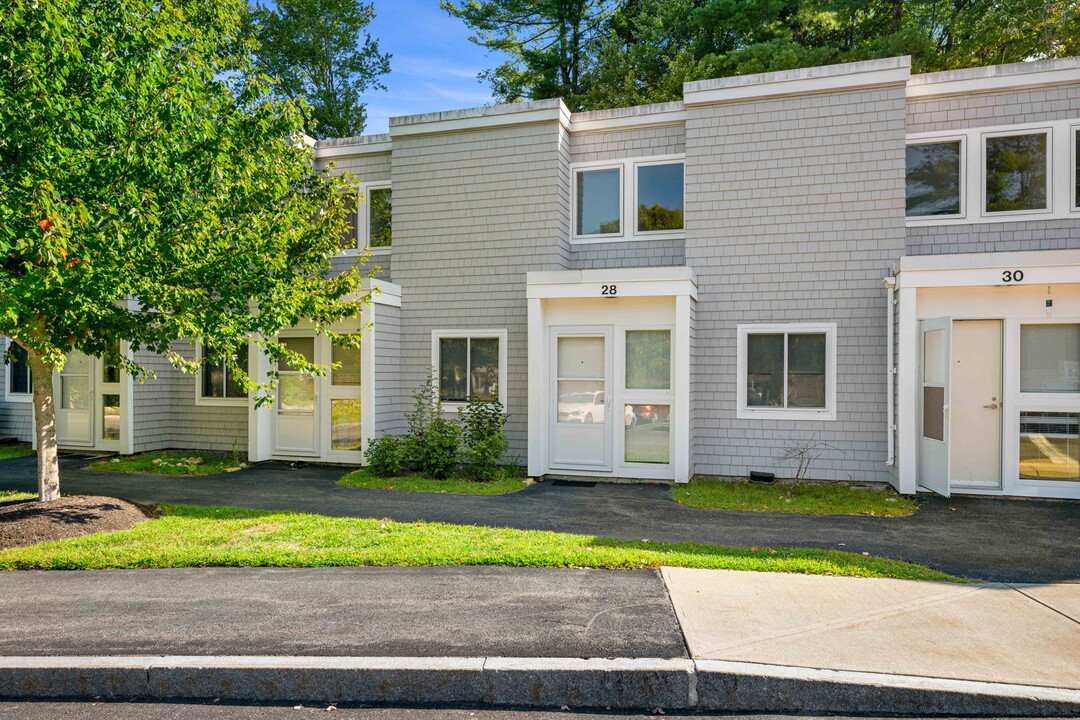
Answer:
[402, 375, 460, 479]
[459, 396, 508, 481]
[365, 435, 404, 477]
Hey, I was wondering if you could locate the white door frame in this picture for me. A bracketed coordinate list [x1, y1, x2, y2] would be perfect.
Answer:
[549, 326, 614, 472]
[50, 344, 132, 454]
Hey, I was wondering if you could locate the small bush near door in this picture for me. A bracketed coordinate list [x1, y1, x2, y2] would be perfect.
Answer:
[363, 377, 509, 482]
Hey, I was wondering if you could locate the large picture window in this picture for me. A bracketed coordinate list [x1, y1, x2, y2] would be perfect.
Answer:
[199, 343, 249, 402]
[433, 331, 507, 404]
[906, 140, 962, 217]
[571, 155, 685, 241]
[737, 324, 836, 420]
[985, 131, 1048, 213]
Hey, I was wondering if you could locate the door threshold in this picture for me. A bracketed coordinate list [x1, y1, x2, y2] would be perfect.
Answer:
[543, 473, 674, 486]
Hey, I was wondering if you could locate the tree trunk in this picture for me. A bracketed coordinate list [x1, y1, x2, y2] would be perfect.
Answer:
[27, 350, 59, 502]
[891, 0, 903, 34]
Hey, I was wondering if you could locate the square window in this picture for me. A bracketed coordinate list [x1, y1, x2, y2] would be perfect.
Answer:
[637, 163, 684, 231]
[437, 334, 504, 403]
[906, 141, 962, 217]
[1021, 324, 1079, 393]
[985, 132, 1048, 213]
[200, 344, 249, 400]
[575, 168, 621, 236]
[739, 325, 834, 419]
[625, 330, 671, 390]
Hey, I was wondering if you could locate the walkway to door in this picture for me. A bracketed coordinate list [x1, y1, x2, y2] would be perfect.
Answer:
[3, 454, 1078, 583]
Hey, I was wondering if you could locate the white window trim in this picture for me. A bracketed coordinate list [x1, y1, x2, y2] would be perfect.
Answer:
[981, 126, 1053, 219]
[906, 117, 1079, 227]
[736, 323, 837, 421]
[340, 181, 392, 257]
[904, 135, 966, 220]
[570, 154, 685, 244]
[431, 329, 509, 412]
[1071, 122, 1080, 213]
[2, 337, 32, 403]
[194, 340, 249, 407]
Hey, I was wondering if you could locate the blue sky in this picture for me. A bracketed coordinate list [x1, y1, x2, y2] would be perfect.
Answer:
[364, 0, 506, 134]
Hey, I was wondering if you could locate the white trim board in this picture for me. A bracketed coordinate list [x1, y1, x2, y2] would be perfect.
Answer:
[897, 249, 1080, 289]
[527, 267, 697, 301]
[907, 57, 1080, 98]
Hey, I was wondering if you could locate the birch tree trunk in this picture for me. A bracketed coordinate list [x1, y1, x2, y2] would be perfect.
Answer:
[27, 350, 59, 502]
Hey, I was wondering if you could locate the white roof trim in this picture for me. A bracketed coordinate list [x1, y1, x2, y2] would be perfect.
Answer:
[316, 140, 392, 158]
[907, 58, 1080, 98]
[389, 102, 571, 138]
[896, 249, 1080, 289]
[526, 266, 697, 300]
[899, 249, 1080, 272]
[683, 57, 910, 106]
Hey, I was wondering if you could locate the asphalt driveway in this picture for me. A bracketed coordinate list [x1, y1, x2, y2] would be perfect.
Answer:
[1, 454, 1078, 583]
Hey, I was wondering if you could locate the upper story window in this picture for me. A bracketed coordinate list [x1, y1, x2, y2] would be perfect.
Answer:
[571, 155, 684, 243]
[985, 131, 1048, 214]
[199, 343, 249, 403]
[906, 118, 1078, 226]
[432, 330, 508, 406]
[5, 341, 31, 400]
[736, 324, 837, 421]
[340, 182, 392, 254]
[906, 139, 962, 217]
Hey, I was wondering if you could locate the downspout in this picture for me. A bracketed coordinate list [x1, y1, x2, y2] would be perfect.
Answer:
[883, 276, 897, 466]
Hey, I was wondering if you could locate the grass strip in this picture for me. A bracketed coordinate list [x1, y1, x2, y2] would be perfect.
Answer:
[87, 452, 239, 476]
[673, 478, 918, 516]
[338, 469, 528, 495]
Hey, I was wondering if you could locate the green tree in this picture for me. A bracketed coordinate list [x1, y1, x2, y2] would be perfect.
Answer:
[441, 0, 617, 110]
[247, 0, 390, 139]
[0, 0, 368, 500]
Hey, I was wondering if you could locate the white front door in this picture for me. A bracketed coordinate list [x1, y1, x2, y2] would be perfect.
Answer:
[919, 317, 952, 496]
[551, 328, 612, 470]
[274, 336, 319, 456]
[950, 320, 1002, 488]
[57, 351, 93, 447]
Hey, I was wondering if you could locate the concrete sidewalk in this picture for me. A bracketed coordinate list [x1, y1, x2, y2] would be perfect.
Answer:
[0, 566, 1077, 714]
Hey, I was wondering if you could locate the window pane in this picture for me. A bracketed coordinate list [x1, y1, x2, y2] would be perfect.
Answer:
[280, 337, 314, 372]
[64, 352, 90, 375]
[906, 141, 961, 216]
[576, 168, 620, 235]
[746, 334, 783, 407]
[470, 338, 499, 401]
[787, 333, 826, 408]
[103, 343, 121, 383]
[8, 344, 30, 395]
[332, 340, 361, 386]
[625, 404, 670, 463]
[1075, 129, 1079, 209]
[61, 376, 89, 410]
[278, 374, 314, 412]
[202, 360, 225, 398]
[626, 330, 670, 389]
[557, 336, 604, 378]
[923, 328, 946, 386]
[102, 394, 120, 441]
[439, 337, 468, 402]
[557, 380, 603, 424]
[225, 344, 248, 398]
[331, 398, 362, 450]
[985, 133, 1048, 212]
[637, 163, 684, 231]
[923, 386, 945, 441]
[369, 187, 392, 247]
[339, 192, 358, 250]
[1019, 412, 1078, 482]
[1021, 324, 1080, 393]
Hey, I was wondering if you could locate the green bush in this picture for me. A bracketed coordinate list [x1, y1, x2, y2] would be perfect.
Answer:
[364, 435, 404, 477]
[459, 396, 508, 481]
[401, 375, 460, 479]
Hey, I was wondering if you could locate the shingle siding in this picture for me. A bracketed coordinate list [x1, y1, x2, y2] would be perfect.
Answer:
[684, 85, 908, 483]
[570, 239, 685, 269]
[570, 123, 685, 163]
[372, 302, 405, 438]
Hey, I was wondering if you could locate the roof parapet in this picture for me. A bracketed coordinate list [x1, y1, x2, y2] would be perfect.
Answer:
[907, 56, 1080, 97]
[388, 98, 570, 137]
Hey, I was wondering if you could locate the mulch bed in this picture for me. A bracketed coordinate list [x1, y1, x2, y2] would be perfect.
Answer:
[0, 495, 154, 550]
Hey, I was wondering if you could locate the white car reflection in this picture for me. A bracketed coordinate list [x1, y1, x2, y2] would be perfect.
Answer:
[558, 391, 605, 424]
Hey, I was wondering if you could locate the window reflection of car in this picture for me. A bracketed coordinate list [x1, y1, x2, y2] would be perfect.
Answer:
[559, 391, 604, 423]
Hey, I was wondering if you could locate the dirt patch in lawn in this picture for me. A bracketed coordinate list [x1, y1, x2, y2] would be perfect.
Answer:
[0, 495, 154, 550]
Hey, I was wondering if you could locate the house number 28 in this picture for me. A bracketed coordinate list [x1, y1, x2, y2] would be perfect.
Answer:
[601, 284, 617, 296]
[1002, 270, 1025, 283]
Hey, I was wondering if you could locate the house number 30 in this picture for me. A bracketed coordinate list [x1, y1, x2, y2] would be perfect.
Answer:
[1002, 270, 1025, 283]
[601, 284, 617, 296]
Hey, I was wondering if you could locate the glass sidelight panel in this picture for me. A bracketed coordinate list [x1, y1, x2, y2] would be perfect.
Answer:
[331, 341, 361, 386]
[102, 394, 120, 440]
[1020, 324, 1080, 393]
[624, 404, 670, 464]
[1019, 412, 1079, 482]
[280, 338, 315, 371]
[626, 330, 670, 389]
[557, 381, 604, 424]
[331, 398, 362, 450]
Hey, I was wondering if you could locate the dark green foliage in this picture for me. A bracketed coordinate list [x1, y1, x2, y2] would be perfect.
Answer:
[460, 396, 508, 481]
[247, 0, 390, 138]
[364, 435, 405, 477]
[402, 376, 461, 480]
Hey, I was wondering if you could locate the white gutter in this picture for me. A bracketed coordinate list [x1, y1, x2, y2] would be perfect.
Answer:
[883, 276, 897, 466]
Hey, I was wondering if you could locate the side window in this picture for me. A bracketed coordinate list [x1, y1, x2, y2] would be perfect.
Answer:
[738, 325, 836, 420]
[6, 342, 31, 396]
[368, 186, 392, 247]
[435, 333, 505, 403]
[985, 131, 1049, 213]
[636, 163, 684, 231]
[906, 140, 962, 217]
[575, 167, 621, 237]
[200, 344, 249, 401]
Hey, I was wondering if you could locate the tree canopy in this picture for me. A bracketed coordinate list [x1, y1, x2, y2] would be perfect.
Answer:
[247, 0, 390, 138]
[447, 0, 1080, 111]
[0, 0, 367, 499]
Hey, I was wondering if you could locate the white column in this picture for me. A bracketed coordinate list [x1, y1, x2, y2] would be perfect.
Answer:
[896, 286, 918, 494]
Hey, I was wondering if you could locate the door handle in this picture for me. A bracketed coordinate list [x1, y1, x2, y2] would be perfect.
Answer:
[983, 403, 999, 409]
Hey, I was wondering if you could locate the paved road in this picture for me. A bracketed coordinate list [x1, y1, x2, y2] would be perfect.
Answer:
[0, 566, 686, 658]
[2, 455, 1078, 582]
[0, 704, 992, 720]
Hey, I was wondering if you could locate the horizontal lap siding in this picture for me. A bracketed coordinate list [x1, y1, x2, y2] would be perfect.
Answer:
[905, 85, 1080, 255]
[392, 122, 569, 459]
[685, 86, 908, 483]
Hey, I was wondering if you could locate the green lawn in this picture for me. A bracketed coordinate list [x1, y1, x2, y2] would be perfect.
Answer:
[0, 503, 963, 581]
[673, 478, 918, 516]
[87, 452, 240, 476]
[0, 491, 35, 501]
[0, 446, 34, 461]
[338, 468, 528, 495]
